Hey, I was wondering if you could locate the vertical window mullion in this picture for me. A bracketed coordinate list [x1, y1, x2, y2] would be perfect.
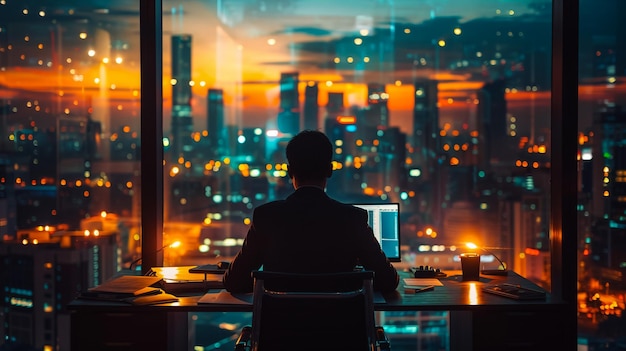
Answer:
[140, 0, 164, 274]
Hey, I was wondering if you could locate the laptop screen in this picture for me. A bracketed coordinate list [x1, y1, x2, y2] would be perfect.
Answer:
[352, 203, 401, 262]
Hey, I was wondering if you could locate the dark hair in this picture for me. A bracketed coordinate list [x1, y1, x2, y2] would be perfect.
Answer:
[286, 130, 333, 181]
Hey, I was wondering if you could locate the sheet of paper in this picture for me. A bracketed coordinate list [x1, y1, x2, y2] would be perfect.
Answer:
[198, 290, 253, 305]
[403, 278, 444, 287]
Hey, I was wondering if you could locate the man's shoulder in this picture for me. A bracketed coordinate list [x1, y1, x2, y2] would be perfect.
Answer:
[253, 196, 366, 219]
[255, 199, 288, 212]
[327, 200, 368, 219]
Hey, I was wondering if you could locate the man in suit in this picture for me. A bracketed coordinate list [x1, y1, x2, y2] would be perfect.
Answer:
[223, 130, 399, 293]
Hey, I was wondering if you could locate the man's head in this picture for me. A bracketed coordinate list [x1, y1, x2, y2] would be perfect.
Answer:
[286, 130, 333, 184]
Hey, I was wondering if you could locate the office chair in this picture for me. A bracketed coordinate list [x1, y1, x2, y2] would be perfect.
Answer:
[234, 270, 391, 351]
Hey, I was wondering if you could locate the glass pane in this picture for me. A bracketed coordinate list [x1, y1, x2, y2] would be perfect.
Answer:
[0, 1, 140, 349]
[165, 1, 552, 349]
[577, 0, 626, 348]
[163, 0, 552, 280]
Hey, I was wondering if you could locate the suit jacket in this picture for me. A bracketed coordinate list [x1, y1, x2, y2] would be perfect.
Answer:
[222, 186, 400, 293]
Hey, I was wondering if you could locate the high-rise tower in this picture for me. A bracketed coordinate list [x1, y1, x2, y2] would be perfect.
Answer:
[326, 92, 344, 119]
[412, 79, 443, 229]
[303, 82, 319, 131]
[170, 35, 194, 158]
[276, 72, 300, 136]
[477, 78, 508, 164]
[413, 79, 439, 180]
[207, 88, 226, 157]
[365, 83, 389, 127]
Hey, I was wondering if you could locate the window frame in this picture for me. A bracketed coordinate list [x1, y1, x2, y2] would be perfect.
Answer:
[140, 0, 164, 273]
[550, 0, 578, 347]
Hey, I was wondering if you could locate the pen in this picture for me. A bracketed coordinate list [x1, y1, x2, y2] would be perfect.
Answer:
[405, 285, 435, 294]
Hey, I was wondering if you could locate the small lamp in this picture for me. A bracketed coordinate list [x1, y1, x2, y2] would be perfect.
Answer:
[466, 243, 508, 276]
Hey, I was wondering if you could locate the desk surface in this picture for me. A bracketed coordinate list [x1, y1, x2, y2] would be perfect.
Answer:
[68, 270, 566, 313]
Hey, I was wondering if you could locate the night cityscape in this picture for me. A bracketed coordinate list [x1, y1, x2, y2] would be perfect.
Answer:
[0, 0, 625, 350]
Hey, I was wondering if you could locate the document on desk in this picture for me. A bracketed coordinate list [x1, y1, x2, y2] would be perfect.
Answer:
[198, 290, 252, 305]
[87, 275, 162, 295]
[403, 278, 444, 288]
[198, 290, 386, 304]
[79, 275, 179, 305]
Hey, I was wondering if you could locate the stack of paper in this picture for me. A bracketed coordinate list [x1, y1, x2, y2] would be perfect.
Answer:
[403, 278, 444, 289]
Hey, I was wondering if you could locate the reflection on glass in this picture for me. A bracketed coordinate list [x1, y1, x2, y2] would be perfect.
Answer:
[163, 1, 553, 283]
[164, 2, 552, 348]
[0, 1, 141, 349]
[577, 0, 626, 349]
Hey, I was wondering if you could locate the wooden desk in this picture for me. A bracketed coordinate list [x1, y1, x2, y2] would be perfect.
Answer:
[68, 271, 570, 351]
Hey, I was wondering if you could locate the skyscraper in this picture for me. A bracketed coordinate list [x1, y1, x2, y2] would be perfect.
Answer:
[207, 88, 226, 157]
[0, 229, 119, 350]
[326, 92, 345, 119]
[171, 35, 194, 158]
[365, 83, 389, 127]
[303, 82, 319, 131]
[589, 108, 626, 271]
[477, 78, 508, 164]
[412, 79, 439, 180]
[276, 72, 300, 136]
[412, 79, 443, 229]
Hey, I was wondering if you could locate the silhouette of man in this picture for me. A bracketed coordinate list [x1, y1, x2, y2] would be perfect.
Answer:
[223, 130, 399, 293]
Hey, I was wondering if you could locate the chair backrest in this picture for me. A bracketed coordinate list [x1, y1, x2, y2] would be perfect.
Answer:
[249, 270, 377, 351]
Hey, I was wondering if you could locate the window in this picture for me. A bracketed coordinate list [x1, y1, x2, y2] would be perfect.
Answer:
[577, 0, 626, 348]
[164, 0, 557, 349]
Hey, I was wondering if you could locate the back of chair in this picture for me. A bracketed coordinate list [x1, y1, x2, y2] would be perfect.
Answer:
[250, 270, 377, 351]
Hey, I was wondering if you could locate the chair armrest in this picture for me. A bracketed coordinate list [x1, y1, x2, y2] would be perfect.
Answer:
[235, 326, 252, 351]
[375, 326, 391, 351]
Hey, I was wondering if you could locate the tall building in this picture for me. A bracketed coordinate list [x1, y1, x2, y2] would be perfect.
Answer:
[276, 72, 300, 136]
[303, 82, 319, 131]
[377, 127, 406, 202]
[0, 153, 16, 240]
[477, 78, 508, 164]
[235, 128, 266, 165]
[412, 79, 443, 228]
[326, 92, 345, 119]
[365, 83, 389, 127]
[0, 229, 119, 351]
[207, 88, 226, 158]
[412, 79, 439, 180]
[170, 35, 194, 159]
[589, 108, 626, 274]
[323, 95, 358, 197]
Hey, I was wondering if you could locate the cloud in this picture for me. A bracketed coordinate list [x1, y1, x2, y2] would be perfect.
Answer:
[274, 27, 335, 37]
